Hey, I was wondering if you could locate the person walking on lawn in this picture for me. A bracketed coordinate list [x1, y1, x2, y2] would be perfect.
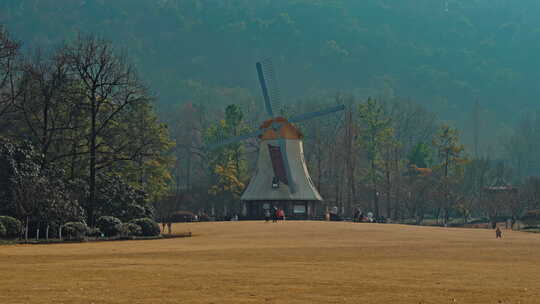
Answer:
[264, 208, 271, 222]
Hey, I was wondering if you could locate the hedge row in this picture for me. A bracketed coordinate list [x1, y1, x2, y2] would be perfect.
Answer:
[66, 216, 160, 240]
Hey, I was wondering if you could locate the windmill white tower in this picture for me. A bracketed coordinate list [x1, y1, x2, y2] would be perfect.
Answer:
[208, 60, 344, 219]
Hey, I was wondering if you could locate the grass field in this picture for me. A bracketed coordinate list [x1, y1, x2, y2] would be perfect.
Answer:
[1, 221, 539, 304]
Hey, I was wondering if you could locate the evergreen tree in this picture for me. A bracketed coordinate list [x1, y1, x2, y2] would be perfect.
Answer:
[432, 124, 468, 225]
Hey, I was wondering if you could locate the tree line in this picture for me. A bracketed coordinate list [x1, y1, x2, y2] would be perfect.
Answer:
[163, 91, 540, 228]
[2, 24, 540, 238]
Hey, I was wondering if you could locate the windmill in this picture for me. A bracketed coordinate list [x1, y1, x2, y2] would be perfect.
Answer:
[208, 59, 345, 219]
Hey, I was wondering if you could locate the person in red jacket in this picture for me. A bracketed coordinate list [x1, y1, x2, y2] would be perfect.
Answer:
[278, 208, 285, 222]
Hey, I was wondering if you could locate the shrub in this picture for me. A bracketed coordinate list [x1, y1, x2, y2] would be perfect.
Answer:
[521, 210, 540, 227]
[126, 204, 147, 221]
[87, 227, 102, 238]
[130, 218, 160, 236]
[0, 222, 6, 238]
[0, 216, 22, 238]
[63, 221, 88, 240]
[96, 216, 122, 237]
[170, 211, 196, 223]
[120, 223, 142, 237]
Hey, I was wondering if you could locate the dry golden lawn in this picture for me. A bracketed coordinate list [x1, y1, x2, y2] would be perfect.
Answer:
[1, 221, 540, 304]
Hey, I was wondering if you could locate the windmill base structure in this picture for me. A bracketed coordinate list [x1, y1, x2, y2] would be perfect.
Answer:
[243, 200, 321, 220]
[241, 118, 323, 219]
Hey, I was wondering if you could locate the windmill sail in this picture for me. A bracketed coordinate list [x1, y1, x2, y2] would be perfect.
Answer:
[259, 58, 282, 115]
[256, 62, 273, 117]
[207, 128, 264, 150]
[278, 137, 296, 193]
[268, 144, 289, 185]
[288, 105, 346, 123]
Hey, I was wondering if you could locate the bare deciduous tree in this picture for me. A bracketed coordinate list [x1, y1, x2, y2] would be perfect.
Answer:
[60, 34, 150, 226]
[0, 26, 21, 130]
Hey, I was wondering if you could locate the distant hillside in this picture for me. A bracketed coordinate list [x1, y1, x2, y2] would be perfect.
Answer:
[2, 0, 540, 149]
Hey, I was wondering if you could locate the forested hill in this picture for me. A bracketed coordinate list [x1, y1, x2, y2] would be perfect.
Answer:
[2, 0, 540, 127]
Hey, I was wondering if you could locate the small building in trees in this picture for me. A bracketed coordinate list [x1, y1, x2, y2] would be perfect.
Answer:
[404, 164, 433, 177]
[483, 177, 518, 195]
[483, 177, 518, 228]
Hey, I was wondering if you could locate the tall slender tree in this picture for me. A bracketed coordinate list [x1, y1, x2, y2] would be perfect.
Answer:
[61, 34, 151, 226]
[432, 124, 468, 225]
[0, 26, 21, 131]
[357, 98, 393, 218]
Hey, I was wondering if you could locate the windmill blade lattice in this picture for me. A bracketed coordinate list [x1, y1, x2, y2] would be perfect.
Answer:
[258, 58, 282, 116]
[207, 129, 264, 150]
[289, 104, 345, 124]
[256, 62, 273, 117]
[292, 104, 346, 143]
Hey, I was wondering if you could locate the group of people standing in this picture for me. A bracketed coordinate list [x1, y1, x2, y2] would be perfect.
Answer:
[264, 207, 286, 223]
[353, 208, 376, 222]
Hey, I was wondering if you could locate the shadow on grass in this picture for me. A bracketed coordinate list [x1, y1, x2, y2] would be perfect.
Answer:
[0, 231, 192, 245]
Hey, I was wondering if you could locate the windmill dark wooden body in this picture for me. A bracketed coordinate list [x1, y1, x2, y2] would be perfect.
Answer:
[208, 60, 344, 219]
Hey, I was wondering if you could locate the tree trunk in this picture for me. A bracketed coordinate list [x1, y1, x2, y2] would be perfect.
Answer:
[443, 208, 450, 227]
[489, 214, 497, 229]
[415, 211, 424, 225]
[373, 188, 380, 220]
[88, 97, 97, 227]
[25, 216, 29, 242]
[69, 139, 78, 179]
[371, 158, 380, 219]
[316, 133, 322, 191]
[186, 148, 192, 190]
[434, 208, 441, 225]
[386, 170, 392, 219]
